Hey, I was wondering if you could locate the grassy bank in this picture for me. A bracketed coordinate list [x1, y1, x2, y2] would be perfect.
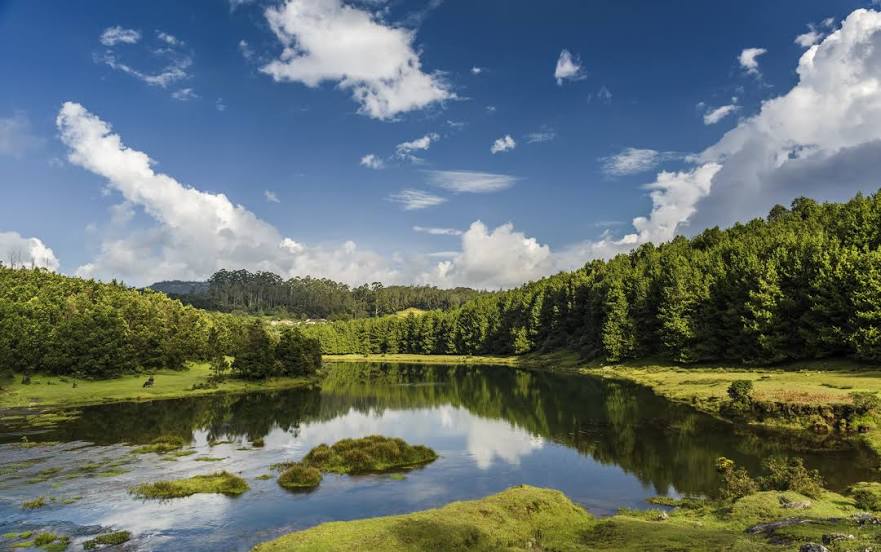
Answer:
[0, 361, 314, 411]
[253, 484, 879, 551]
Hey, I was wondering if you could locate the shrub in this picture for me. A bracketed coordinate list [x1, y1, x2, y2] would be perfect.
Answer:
[278, 463, 321, 490]
[848, 482, 881, 511]
[727, 380, 754, 408]
[715, 457, 757, 500]
[758, 457, 824, 499]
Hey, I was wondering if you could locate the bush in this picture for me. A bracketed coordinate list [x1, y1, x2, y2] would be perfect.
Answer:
[727, 380, 754, 409]
[715, 457, 757, 500]
[278, 463, 321, 490]
[758, 457, 824, 499]
[850, 392, 881, 414]
[300, 435, 438, 474]
[848, 482, 881, 511]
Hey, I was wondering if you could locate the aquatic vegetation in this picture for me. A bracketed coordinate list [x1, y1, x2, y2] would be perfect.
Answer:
[130, 471, 249, 499]
[251, 437, 265, 447]
[255, 474, 273, 480]
[0, 458, 44, 477]
[82, 531, 131, 549]
[194, 456, 225, 462]
[277, 463, 321, 490]
[133, 435, 187, 454]
[22, 496, 47, 509]
[26, 467, 62, 483]
[3, 531, 32, 539]
[301, 435, 437, 474]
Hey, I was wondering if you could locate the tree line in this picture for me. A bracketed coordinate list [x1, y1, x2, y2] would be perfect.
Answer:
[150, 271, 488, 319]
[0, 268, 319, 380]
[301, 191, 881, 364]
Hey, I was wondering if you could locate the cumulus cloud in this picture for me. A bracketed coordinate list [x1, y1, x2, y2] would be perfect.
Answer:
[261, 0, 453, 120]
[702, 104, 739, 125]
[795, 18, 835, 48]
[470, 66, 482, 75]
[56, 101, 402, 286]
[738, 47, 767, 75]
[387, 189, 446, 210]
[413, 225, 462, 236]
[490, 134, 516, 154]
[425, 170, 517, 193]
[554, 49, 586, 85]
[238, 39, 254, 61]
[99, 26, 141, 47]
[360, 153, 384, 169]
[0, 231, 60, 271]
[395, 132, 439, 160]
[0, 112, 43, 157]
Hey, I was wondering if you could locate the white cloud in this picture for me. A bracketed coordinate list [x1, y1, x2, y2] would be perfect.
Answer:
[738, 47, 767, 75]
[554, 49, 586, 85]
[216, 98, 227, 112]
[0, 231, 60, 271]
[702, 104, 739, 125]
[413, 225, 462, 236]
[98, 28, 193, 90]
[470, 66, 482, 75]
[425, 170, 517, 193]
[0, 112, 43, 157]
[100, 26, 141, 47]
[360, 153, 384, 169]
[601, 147, 685, 176]
[796, 18, 836, 48]
[238, 39, 254, 60]
[387, 189, 446, 210]
[56, 101, 403, 286]
[490, 134, 516, 154]
[432, 221, 553, 289]
[171, 88, 198, 101]
[525, 129, 555, 143]
[395, 132, 439, 159]
[264, 190, 280, 203]
[261, 0, 453, 120]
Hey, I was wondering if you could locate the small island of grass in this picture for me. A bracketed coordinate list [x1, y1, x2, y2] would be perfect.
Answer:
[132, 435, 187, 454]
[130, 471, 248, 499]
[302, 435, 437, 474]
[83, 530, 132, 550]
[278, 463, 322, 491]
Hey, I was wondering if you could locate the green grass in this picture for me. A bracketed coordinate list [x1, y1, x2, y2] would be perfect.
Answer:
[22, 496, 47, 510]
[0, 361, 312, 411]
[130, 471, 249, 499]
[301, 435, 437, 474]
[254, 485, 881, 552]
[324, 354, 520, 366]
[394, 307, 427, 317]
[277, 463, 322, 490]
[83, 531, 131, 550]
[133, 435, 187, 454]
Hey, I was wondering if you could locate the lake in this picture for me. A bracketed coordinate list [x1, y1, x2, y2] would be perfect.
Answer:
[0, 362, 876, 551]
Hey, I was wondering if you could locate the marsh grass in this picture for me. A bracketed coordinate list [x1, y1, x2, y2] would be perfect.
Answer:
[22, 496, 47, 510]
[133, 435, 187, 454]
[301, 435, 437, 475]
[83, 530, 131, 550]
[130, 471, 249, 499]
[277, 463, 321, 491]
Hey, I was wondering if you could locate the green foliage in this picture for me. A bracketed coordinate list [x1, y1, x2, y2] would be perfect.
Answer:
[727, 380, 754, 409]
[715, 457, 757, 500]
[275, 327, 321, 377]
[133, 435, 187, 454]
[300, 191, 881, 365]
[130, 471, 248, 499]
[850, 391, 881, 414]
[301, 435, 438, 474]
[231, 321, 275, 379]
[83, 531, 131, 550]
[758, 456, 824, 499]
[277, 463, 322, 490]
[22, 496, 47, 509]
[848, 482, 881, 511]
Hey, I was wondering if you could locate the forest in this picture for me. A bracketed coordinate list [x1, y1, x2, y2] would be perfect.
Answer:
[301, 191, 881, 365]
[0, 268, 319, 380]
[150, 272, 488, 319]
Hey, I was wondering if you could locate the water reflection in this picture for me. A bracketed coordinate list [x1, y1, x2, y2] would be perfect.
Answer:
[0, 362, 877, 551]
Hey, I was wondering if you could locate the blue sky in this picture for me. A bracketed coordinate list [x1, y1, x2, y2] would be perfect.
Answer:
[2, 0, 881, 288]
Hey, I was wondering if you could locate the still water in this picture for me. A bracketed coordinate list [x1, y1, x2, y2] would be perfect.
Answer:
[0, 363, 876, 551]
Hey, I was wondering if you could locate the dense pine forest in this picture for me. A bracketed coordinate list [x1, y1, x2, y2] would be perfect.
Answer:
[301, 192, 881, 364]
[0, 268, 319, 379]
[150, 271, 488, 320]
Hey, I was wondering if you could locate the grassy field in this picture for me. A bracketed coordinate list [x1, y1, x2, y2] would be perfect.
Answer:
[253, 484, 877, 551]
[0, 362, 313, 411]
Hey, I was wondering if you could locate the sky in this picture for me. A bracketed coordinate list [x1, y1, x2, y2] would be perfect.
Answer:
[3, 0, 881, 289]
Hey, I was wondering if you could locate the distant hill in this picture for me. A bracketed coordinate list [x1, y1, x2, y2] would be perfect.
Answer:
[148, 280, 210, 296]
[147, 271, 489, 320]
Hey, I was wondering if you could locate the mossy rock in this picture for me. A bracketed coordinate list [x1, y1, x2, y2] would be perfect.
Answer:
[301, 435, 437, 475]
[130, 471, 248, 499]
[278, 463, 321, 491]
[848, 481, 881, 511]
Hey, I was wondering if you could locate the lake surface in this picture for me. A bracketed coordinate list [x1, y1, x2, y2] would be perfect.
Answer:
[0, 362, 877, 551]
